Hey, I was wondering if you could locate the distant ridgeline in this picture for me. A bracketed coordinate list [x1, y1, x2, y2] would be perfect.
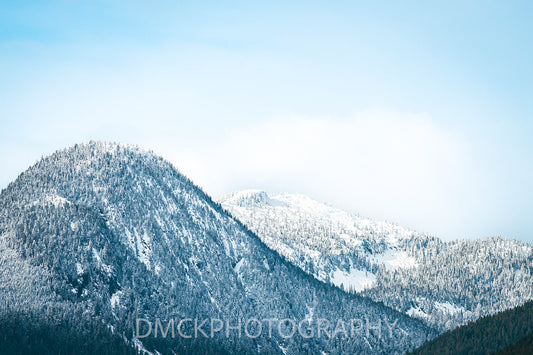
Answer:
[0, 142, 434, 354]
[410, 300, 533, 354]
[221, 190, 533, 332]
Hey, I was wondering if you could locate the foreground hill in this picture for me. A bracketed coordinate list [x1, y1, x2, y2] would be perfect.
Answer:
[0, 142, 433, 354]
[498, 331, 533, 354]
[410, 300, 533, 354]
[220, 190, 533, 331]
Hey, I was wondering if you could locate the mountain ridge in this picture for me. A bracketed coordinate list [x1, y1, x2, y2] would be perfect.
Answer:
[220, 190, 533, 332]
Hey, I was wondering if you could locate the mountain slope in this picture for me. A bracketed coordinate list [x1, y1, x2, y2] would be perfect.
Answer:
[364, 236, 533, 331]
[410, 300, 533, 354]
[220, 190, 533, 331]
[220, 190, 419, 293]
[498, 331, 533, 355]
[0, 142, 434, 354]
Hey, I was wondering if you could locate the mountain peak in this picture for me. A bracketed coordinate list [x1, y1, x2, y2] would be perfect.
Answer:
[220, 189, 279, 207]
[0, 143, 433, 354]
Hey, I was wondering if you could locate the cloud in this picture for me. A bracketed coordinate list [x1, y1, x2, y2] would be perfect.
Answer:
[172, 111, 470, 238]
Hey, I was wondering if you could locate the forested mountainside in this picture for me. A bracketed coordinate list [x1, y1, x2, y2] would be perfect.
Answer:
[220, 191, 533, 332]
[364, 236, 532, 332]
[410, 300, 533, 355]
[0, 237, 137, 354]
[0, 142, 434, 354]
[498, 331, 533, 354]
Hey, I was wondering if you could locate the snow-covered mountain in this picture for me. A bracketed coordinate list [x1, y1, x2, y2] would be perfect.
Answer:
[220, 190, 533, 331]
[221, 190, 418, 292]
[0, 142, 433, 354]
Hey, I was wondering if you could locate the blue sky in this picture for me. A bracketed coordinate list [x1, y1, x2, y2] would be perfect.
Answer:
[1, 1, 532, 241]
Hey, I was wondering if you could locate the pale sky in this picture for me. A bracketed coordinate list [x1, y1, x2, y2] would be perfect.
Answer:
[1, 1, 532, 241]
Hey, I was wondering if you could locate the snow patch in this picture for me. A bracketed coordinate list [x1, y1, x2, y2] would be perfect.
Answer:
[263, 259, 270, 271]
[234, 258, 245, 274]
[154, 264, 162, 275]
[370, 250, 416, 271]
[407, 307, 429, 320]
[305, 303, 315, 322]
[92, 248, 101, 264]
[111, 291, 123, 309]
[435, 301, 463, 315]
[30, 193, 71, 208]
[330, 267, 376, 292]
[76, 262, 84, 275]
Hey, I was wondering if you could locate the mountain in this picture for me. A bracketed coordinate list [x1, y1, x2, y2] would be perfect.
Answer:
[0, 142, 434, 354]
[410, 300, 533, 354]
[220, 190, 533, 332]
[364, 236, 533, 331]
[220, 190, 419, 293]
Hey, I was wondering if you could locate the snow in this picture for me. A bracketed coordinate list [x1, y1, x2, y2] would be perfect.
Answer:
[221, 190, 283, 207]
[407, 307, 429, 320]
[110, 291, 123, 309]
[76, 262, 84, 275]
[273, 243, 296, 260]
[132, 228, 152, 269]
[370, 250, 417, 271]
[222, 237, 231, 257]
[140, 230, 152, 267]
[154, 264, 162, 275]
[234, 258, 245, 274]
[330, 267, 376, 292]
[101, 263, 114, 276]
[43, 194, 70, 207]
[30, 193, 71, 208]
[340, 233, 362, 246]
[263, 259, 270, 271]
[220, 190, 421, 294]
[363, 337, 373, 350]
[122, 226, 152, 270]
[92, 248, 113, 275]
[304, 303, 315, 322]
[132, 337, 155, 355]
[92, 248, 102, 264]
[435, 301, 463, 315]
